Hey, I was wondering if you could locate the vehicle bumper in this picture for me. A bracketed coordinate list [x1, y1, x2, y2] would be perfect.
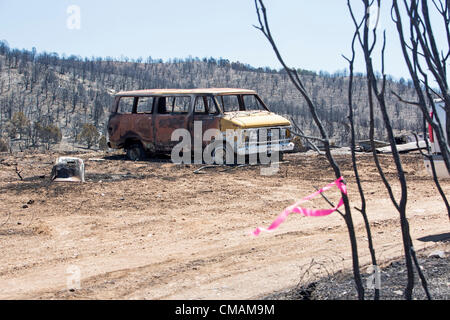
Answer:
[108, 141, 119, 149]
[236, 141, 295, 156]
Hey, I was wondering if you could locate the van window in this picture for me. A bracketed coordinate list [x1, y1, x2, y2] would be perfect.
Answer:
[207, 97, 219, 115]
[137, 97, 154, 114]
[219, 95, 240, 112]
[118, 97, 135, 114]
[243, 95, 266, 111]
[168, 96, 191, 114]
[194, 96, 219, 115]
[194, 97, 206, 114]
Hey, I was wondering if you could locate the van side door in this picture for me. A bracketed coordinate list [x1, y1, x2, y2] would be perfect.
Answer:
[191, 95, 222, 152]
[134, 96, 155, 151]
[153, 96, 192, 152]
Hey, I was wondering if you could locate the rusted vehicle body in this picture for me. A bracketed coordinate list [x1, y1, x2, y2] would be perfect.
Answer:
[107, 88, 294, 161]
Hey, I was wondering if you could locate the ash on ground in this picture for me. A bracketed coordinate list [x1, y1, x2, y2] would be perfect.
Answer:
[264, 248, 449, 300]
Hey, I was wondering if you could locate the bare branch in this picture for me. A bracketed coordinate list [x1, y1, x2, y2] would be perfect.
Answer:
[362, 0, 416, 299]
[256, 0, 365, 299]
[344, 23, 380, 300]
[391, 91, 422, 106]
[313, 185, 345, 219]
[15, 165, 23, 181]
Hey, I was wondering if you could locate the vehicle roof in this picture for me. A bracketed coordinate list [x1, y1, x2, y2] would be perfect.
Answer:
[115, 88, 257, 97]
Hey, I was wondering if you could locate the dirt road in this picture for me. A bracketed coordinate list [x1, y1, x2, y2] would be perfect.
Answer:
[0, 151, 448, 299]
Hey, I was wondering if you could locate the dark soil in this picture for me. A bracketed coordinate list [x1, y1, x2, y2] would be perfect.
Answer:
[264, 248, 449, 300]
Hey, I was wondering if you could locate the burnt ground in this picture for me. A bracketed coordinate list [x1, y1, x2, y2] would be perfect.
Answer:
[0, 150, 449, 300]
[264, 246, 450, 300]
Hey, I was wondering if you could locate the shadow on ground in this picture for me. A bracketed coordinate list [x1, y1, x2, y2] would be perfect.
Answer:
[418, 233, 450, 243]
[103, 153, 172, 163]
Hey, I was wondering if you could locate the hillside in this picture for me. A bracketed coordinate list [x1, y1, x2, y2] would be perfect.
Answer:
[0, 41, 422, 150]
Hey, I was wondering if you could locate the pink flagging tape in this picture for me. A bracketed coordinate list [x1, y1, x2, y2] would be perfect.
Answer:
[252, 177, 347, 236]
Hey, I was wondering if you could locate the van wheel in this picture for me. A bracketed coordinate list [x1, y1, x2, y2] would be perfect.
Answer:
[212, 143, 235, 165]
[126, 143, 146, 161]
[258, 151, 284, 164]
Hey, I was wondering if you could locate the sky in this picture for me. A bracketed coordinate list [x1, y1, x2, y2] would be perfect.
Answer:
[0, 0, 447, 80]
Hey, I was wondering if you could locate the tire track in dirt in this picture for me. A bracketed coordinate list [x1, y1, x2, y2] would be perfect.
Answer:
[16, 210, 447, 300]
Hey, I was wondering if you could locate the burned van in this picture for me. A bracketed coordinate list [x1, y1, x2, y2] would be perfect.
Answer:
[107, 88, 294, 163]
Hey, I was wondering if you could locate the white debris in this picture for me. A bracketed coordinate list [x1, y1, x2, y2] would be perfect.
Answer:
[51, 157, 85, 183]
[428, 250, 446, 259]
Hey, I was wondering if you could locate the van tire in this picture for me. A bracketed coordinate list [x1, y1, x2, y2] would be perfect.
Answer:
[126, 143, 146, 161]
[258, 151, 284, 164]
[212, 143, 236, 165]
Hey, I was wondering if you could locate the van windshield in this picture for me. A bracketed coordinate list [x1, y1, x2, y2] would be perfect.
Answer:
[242, 95, 267, 111]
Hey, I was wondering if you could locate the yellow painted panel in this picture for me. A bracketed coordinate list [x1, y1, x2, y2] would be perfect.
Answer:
[220, 112, 291, 129]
